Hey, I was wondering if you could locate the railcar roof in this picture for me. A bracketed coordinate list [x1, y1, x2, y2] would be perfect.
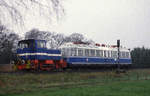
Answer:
[59, 42, 130, 52]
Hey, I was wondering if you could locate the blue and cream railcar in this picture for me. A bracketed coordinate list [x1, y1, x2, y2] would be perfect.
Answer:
[59, 42, 131, 68]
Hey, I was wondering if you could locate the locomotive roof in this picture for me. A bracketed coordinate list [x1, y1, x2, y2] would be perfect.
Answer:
[19, 39, 46, 43]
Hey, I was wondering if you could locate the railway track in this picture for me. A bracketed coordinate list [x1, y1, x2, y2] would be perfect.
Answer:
[0, 67, 129, 75]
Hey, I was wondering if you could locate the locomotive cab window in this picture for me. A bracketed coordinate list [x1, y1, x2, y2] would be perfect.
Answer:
[18, 41, 32, 49]
[37, 41, 46, 48]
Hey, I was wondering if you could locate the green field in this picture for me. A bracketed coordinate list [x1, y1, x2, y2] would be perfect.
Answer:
[1, 69, 150, 96]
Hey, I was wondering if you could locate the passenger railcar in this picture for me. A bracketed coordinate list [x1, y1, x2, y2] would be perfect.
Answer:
[59, 42, 131, 68]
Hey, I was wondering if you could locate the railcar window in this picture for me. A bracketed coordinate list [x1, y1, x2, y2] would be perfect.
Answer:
[108, 51, 110, 58]
[104, 51, 107, 57]
[111, 51, 113, 58]
[129, 52, 131, 58]
[126, 52, 129, 58]
[62, 48, 70, 56]
[120, 52, 122, 58]
[96, 50, 100, 57]
[91, 49, 95, 56]
[67, 48, 71, 56]
[71, 48, 77, 56]
[62, 48, 68, 56]
[85, 49, 90, 56]
[78, 49, 83, 56]
[61, 48, 64, 56]
[112, 51, 117, 58]
[122, 52, 126, 58]
[100, 50, 103, 57]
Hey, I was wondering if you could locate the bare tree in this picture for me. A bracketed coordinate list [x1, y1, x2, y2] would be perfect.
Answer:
[25, 31, 95, 49]
[0, 25, 20, 64]
[50, 33, 66, 49]
[0, 0, 64, 25]
[25, 28, 52, 40]
[64, 33, 95, 44]
[25, 29, 66, 49]
[0, 25, 20, 52]
[66, 33, 84, 42]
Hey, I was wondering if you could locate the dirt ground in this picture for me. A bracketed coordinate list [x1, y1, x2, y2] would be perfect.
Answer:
[0, 64, 13, 72]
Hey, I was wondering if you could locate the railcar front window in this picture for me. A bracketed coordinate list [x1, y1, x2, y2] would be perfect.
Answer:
[122, 52, 126, 58]
[126, 52, 129, 58]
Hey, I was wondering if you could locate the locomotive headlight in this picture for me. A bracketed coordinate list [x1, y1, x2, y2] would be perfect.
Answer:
[21, 60, 25, 64]
[114, 58, 117, 61]
[10, 61, 15, 65]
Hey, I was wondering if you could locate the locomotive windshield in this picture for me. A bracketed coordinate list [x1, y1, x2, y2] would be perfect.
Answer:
[37, 41, 46, 48]
[18, 41, 33, 49]
[18, 40, 46, 49]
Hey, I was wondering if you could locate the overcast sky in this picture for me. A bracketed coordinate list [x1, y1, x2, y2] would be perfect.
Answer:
[20, 0, 150, 49]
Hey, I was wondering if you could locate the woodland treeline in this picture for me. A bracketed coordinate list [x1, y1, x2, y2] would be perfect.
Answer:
[131, 47, 150, 68]
[0, 25, 93, 64]
[0, 25, 150, 68]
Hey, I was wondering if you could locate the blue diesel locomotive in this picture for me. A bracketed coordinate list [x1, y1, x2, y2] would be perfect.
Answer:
[13, 39, 132, 71]
[14, 39, 67, 71]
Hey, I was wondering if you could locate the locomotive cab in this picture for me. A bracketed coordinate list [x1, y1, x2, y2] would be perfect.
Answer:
[15, 39, 67, 71]
[17, 39, 47, 60]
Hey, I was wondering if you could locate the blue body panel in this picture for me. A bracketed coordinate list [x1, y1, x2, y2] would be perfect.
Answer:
[64, 56, 131, 65]
[17, 39, 61, 60]
[17, 49, 61, 60]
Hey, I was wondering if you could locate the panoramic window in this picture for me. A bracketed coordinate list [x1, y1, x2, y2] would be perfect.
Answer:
[78, 49, 83, 56]
[71, 48, 77, 56]
[91, 49, 95, 56]
[85, 49, 90, 56]
[104, 51, 107, 57]
[62, 48, 71, 56]
[112, 51, 117, 58]
[100, 50, 103, 57]
[108, 51, 110, 58]
[96, 50, 100, 57]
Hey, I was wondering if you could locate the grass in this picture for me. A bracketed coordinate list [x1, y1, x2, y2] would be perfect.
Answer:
[6, 80, 150, 96]
[1, 69, 150, 96]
